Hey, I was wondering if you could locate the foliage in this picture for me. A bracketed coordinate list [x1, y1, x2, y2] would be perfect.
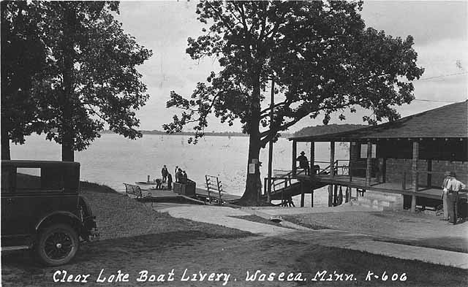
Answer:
[163, 0, 424, 203]
[1, 1, 47, 154]
[164, 0, 424, 144]
[1, 1, 152, 160]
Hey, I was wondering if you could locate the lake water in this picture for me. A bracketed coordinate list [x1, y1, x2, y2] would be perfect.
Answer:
[10, 134, 349, 206]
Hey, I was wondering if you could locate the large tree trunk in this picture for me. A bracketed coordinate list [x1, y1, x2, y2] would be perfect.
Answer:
[61, 4, 75, 162]
[1, 128, 11, 160]
[239, 76, 264, 205]
[240, 130, 262, 204]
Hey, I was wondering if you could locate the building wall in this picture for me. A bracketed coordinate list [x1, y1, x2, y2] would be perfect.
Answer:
[385, 159, 468, 187]
[377, 139, 467, 161]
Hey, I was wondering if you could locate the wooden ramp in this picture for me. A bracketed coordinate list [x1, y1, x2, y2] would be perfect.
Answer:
[268, 181, 328, 200]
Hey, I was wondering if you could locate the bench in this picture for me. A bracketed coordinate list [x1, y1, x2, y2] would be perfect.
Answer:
[123, 183, 144, 199]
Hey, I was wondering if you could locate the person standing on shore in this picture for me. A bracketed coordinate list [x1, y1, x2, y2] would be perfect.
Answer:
[441, 171, 452, 221]
[167, 173, 173, 190]
[446, 171, 466, 225]
[161, 165, 168, 183]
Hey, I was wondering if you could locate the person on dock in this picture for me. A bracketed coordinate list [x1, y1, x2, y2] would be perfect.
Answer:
[161, 165, 168, 183]
[178, 170, 188, 184]
[441, 171, 452, 221]
[296, 151, 310, 175]
[446, 171, 466, 225]
[155, 178, 162, 190]
[167, 173, 173, 190]
[175, 168, 183, 183]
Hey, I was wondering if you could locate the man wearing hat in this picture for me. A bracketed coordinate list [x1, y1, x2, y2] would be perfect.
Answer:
[441, 171, 452, 221]
[446, 171, 466, 225]
[296, 151, 310, 175]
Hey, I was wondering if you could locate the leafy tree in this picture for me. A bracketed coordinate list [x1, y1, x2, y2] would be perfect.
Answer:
[1, 1, 47, 159]
[165, 0, 424, 204]
[1, 1, 152, 161]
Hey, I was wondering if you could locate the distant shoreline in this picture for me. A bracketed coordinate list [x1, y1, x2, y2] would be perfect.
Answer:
[101, 130, 293, 138]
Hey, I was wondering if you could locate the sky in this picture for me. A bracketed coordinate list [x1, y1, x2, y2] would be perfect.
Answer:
[114, 0, 468, 133]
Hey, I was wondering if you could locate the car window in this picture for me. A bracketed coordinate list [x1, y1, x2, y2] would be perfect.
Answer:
[41, 167, 65, 190]
[16, 167, 64, 192]
[16, 168, 42, 190]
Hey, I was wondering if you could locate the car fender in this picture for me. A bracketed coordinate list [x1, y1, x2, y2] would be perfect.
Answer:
[35, 211, 83, 232]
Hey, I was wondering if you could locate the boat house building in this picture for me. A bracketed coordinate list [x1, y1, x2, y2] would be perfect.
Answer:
[268, 100, 468, 212]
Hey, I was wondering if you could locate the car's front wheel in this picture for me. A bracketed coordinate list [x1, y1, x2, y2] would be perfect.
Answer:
[35, 223, 79, 266]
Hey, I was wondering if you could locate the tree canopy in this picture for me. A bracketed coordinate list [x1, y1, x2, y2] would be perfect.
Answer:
[1, 1, 47, 159]
[1, 1, 152, 160]
[164, 0, 424, 204]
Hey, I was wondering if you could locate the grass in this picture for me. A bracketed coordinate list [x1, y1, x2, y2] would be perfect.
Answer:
[3, 178, 468, 286]
[79, 181, 253, 240]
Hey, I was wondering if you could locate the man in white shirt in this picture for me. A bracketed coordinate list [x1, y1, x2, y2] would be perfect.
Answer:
[446, 172, 467, 225]
[441, 171, 452, 221]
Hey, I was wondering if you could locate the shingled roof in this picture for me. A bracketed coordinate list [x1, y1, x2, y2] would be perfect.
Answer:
[290, 100, 468, 141]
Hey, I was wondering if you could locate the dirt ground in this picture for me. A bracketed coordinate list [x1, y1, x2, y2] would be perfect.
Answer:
[2, 185, 468, 287]
[2, 229, 468, 287]
[283, 209, 468, 253]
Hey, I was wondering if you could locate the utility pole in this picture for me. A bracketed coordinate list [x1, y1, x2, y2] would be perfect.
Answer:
[267, 78, 275, 203]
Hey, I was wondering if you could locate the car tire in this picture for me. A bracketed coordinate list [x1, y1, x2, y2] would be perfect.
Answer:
[35, 223, 79, 266]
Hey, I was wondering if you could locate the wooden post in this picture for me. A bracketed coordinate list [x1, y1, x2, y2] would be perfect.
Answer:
[427, 159, 432, 188]
[349, 142, 354, 181]
[366, 140, 372, 186]
[411, 141, 419, 212]
[402, 172, 406, 190]
[300, 181, 305, 207]
[328, 141, 335, 207]
[309, 141, 315, 207]
[311, 190, 314, 207]
[382, 157, 387, 183]
[330, 141, 335, 177]
[333, 184, 338, 206]
[310, 141, 315, 177]
[292, 140, 297, 176]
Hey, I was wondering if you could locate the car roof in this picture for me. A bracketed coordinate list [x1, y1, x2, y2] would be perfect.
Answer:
[1, 160, 80, 168]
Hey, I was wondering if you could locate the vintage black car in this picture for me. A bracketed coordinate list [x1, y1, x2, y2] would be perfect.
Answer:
[1, 160, 99, 266]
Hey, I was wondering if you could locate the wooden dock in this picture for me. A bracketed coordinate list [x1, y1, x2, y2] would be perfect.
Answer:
[266, 172, 467, 209]
[135, 182, 241, 204]
[310, 174, 468, 200]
